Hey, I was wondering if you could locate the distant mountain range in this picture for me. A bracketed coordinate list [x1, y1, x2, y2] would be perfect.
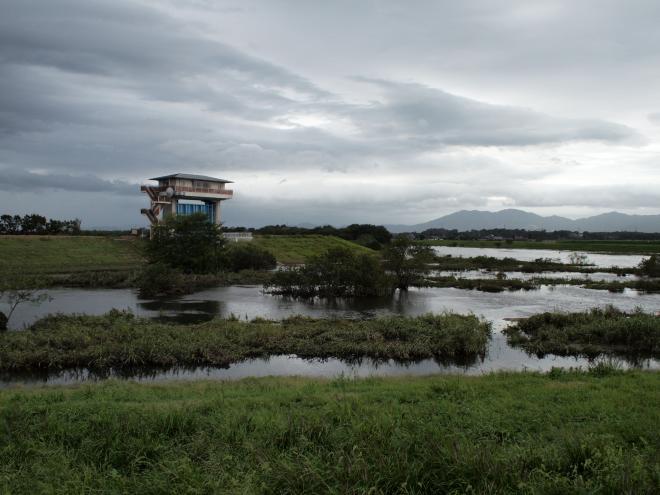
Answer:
[386, 209, 660, 233]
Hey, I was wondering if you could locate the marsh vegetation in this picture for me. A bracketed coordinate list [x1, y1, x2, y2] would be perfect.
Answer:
[0, 311, 490, 372]
[504, 306, 660, 358]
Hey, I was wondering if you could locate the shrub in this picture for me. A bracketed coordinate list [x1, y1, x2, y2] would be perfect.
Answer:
[638, 255, 660, 277]
[146, 213, 225, 273]
[504, 307, 660, 358]
[224, 243, 276, 271]
[135, 263, 186, 298]
[382, 237, 434, 290]
[266, 247, 390, 297]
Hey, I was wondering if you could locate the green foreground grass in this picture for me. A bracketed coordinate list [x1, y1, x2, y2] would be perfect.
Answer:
[0, 312, 490, 372]
[252, 235, 376, 264]
[420, 239, 660, 254]
[0, 236, 143, 274]
[0, 371, 658, 493]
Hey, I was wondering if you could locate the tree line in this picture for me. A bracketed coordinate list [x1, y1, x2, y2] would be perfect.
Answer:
[0, 214, 81, 235]
[414, 228, 660, 241]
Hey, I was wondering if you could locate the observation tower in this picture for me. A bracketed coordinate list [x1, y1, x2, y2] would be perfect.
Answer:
[140, 173, 233, 226]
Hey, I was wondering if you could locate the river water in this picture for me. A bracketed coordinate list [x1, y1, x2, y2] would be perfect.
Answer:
[2, 245, 659, 386]
[432, 270, 639, 281]
[5, 284, 660, 331]
[1, 283, 659, 387]
[431, 246, 645, 267]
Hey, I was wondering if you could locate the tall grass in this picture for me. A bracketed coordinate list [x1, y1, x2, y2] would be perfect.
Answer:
[0, 371, 658, 493]
[0, 312, 490, 372]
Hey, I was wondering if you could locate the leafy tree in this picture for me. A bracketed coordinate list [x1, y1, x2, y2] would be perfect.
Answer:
[0, 214, 81, 235]
[638, 255, 660, 277]
[0, 287, 51, 331]
[135, 262, 186, 298]
[21, 214, 47, 234]
[45, 219, 65, 234]
[339, 224, 392, 246]
[146, 213, 225, 273]
[0, 214, 21, 234]
[382, 237, 435, 290]
[267, 247, 389, 297]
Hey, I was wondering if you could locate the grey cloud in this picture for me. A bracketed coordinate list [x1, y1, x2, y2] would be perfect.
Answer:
[0, 0, 330, 127]
[505, 185, 660, 209]
[347, 80, 640, 148]
[0, 167, 137, 196]
[0, 0, 659, 227]
[649, 113, 660, 125]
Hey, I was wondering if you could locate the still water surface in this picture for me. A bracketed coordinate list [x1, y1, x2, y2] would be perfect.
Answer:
[2, 283, 659, 387]
[5, 284, 660, 330]
[433, 270, 639, 281]
[431, 246, 646, 268]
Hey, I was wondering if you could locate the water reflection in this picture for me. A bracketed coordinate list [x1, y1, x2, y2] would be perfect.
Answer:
[432, 270, 639, 282]
[2, 283, 659, 387]
[431, 246, 645, 268]
[1, 334, 656, 389]
[138, 299, 224, 324]
[4, 284, 660, 330]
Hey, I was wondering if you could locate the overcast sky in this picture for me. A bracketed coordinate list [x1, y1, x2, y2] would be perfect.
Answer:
[1, 0, 659, 228]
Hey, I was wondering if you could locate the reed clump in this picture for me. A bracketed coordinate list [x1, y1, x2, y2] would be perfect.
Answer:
[504, 306, 660, 357]
[0, 311, 490, 372]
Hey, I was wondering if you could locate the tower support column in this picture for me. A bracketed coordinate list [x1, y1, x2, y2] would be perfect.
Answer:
[213, 201, 222, 225]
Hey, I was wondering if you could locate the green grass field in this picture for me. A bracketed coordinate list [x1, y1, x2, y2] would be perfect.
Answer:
[419, 239, 660, 254]
[0, 236, 143, 274]
[0, 371, 658, 493]
[252, 234, 376, 264]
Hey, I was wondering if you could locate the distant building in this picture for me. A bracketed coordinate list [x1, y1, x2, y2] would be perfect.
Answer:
[140, 173, 233, 226]
[223, 232, 253, 242]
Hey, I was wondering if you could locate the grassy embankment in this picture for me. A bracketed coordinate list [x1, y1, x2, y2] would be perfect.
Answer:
[0, 371, 658, 492]
[0, 236, 143, 274]
[505, 307, 660, 358]
[0, 235, 376, 289]
[419, 238, 660, 254]
[252, 234, 377, 264]
[0, 236, 143, 289]
[0, 312, 490, 372]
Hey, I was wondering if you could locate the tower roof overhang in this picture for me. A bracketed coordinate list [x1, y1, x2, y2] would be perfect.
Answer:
[149, 173, 233, 183]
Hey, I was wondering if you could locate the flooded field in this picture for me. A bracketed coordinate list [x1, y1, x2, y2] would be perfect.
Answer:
[432, 270, 639, 281]
[431, 246, 645, 267]
[2, 244, 658, 387]
[2, 332, 657, 388]
[2, 282, 659, 387]
[4, 284, 660, 331]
